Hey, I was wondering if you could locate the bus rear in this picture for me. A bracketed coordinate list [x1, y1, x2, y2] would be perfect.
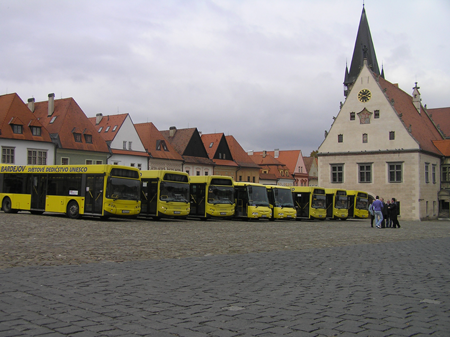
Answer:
[189, 176, 235, 219]
[140, 170, 190, 219]
[291, 186, 326, 220]
[325, 188, 348, 220]
[266, 186, 296, 220]
[234, 182, 272, 219]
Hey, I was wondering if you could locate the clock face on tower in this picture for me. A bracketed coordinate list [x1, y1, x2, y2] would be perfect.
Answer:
[358, 89, 372, 102]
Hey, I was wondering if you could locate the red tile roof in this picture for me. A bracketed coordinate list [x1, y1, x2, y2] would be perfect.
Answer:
[377, 76, 443, 155]
[160, 127, 195, 155]
[135, 122, 183, 161]
[201, 133, 223, 159]
[33, 97, 109, 152]
[428, 107, 450, 138]
[432, 140, 450, 156]
[0, 93, 52, 143]
[87, 113, 127, 142]
[225, 135, 260, 169]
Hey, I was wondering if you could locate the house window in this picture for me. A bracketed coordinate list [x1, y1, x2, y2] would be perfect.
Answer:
[388, 162, 402, 183]
[128, 141, 132, 150]
[27, 150, 47, 165]
[209, 142, 214, 148]
[239, 175, 242, 181]
[359, 164, 372, 183]
[425, 163, 429, 183]
[50, 116, 57, 124]
[137, 163, 142, 170]
[331, 164, 343, 183]
[123, 141, 127, 150]
[442, 166, 450, 182]
[196, 171, 200, 176]
[96, 160, 103, 164]
[113, 162, 119, 165]
[432, 164, 436, 184]
[186, 170, 190, 175]
[98, 127, 103, 132]
[247, 176, 250, 182]
[389, 131, 395, 140]
[338, 134, 343, 143]
[362, 133, 368, 143]
[205, 171, 209, 176]
[131, 163, 135, 167]
[12, 124, 23, 134]
[105, 126, 110, 132]
[112, 125, 117, 131]
[30, 126, 41, 136]
[86, 160, 93, 165]
[374, 110, 380, 118]
[73, 133, 82, 142]
[253, 177, 256, 183]
[2, 147, 15, 164]
[84, 134, 92, 143]
[61, 157, 69, 165]
[350, 112, 355, 120]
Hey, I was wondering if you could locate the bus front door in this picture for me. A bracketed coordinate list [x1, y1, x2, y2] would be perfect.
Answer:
[190, 184, 205, 216]
[147, 180, 158, 216]
[325, 193, 334, 218]
[85, 175, 104, 214]
[30, 175, 47, 210]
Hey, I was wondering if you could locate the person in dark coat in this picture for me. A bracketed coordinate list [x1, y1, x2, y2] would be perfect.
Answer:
[381, 198, 387, 228]
[390, 198, 400, 228]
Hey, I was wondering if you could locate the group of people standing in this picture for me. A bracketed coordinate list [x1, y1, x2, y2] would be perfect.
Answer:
[369, 196, 400, 228]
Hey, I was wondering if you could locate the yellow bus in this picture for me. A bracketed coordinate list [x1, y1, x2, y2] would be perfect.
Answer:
[0, 164, 141, 219]
[233, 182, 272, 219]
[140, 170, 190, 219]
[189, 175, 235, 219]
[266, 185, 296, 220]
[325, 188, 349, 220]
[347, 190, 369, 219]
[291, 186, 327, 220]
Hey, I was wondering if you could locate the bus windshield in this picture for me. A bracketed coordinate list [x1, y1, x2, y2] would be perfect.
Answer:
[249, 186, 270, 207]
[335, 195, 348, 209]
[274, 188, 294, 207]
[312, 194, 326, 209]
[107, 177, 140, 201]
[160, 181, 189, 203]
[208, 185, 234, 204]
[356, 195, 368, 210]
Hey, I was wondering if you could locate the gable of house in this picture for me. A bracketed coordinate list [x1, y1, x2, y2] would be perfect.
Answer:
[428, 107, 450, 139]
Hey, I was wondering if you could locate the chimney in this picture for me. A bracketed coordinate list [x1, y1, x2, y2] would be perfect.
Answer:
[274, 149, 279, 158]
[27, 98, 35, 112]
[412, 82, 421, 113]
[48, 93, 55, 117]
[248, 150, 253, 156]
[96, 113, 103, 125]
[263, 150, 267, 158]
[169, 126, 177, 137]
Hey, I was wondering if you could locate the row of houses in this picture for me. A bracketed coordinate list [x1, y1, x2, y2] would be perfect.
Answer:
[0, 92, 317, 186]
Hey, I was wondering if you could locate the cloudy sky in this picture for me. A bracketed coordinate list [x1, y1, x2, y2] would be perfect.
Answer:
[1, 0, 449, 156]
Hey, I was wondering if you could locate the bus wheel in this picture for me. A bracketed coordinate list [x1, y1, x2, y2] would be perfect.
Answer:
[2, 197, 17, 213]
[67, 201, 81, 219]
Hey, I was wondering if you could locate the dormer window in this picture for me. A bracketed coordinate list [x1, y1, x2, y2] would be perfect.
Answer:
[30, 126, 41, 136]
[73, 133, 82, 142]
[156, 140, 168, 151]
[12, 124, 23, 134]
[105, 126, 110, 132]
[84, 134, 92, 143]
[98, 127, 103, 133]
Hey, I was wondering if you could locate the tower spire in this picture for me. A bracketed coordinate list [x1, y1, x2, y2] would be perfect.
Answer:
[344, 6, 380, 91]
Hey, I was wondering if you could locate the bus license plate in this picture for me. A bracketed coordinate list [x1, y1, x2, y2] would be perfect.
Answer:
[122, 210, 130, 214]
[261, 215, 267, 217]
[220, 212, 226, 215]
[174, 211, 180, 214]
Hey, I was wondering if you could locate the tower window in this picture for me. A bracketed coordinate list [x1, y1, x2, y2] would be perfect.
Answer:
[389, 131, 395, 140]
[350, 112, 355, 120]
[338, 134, 343, 143]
